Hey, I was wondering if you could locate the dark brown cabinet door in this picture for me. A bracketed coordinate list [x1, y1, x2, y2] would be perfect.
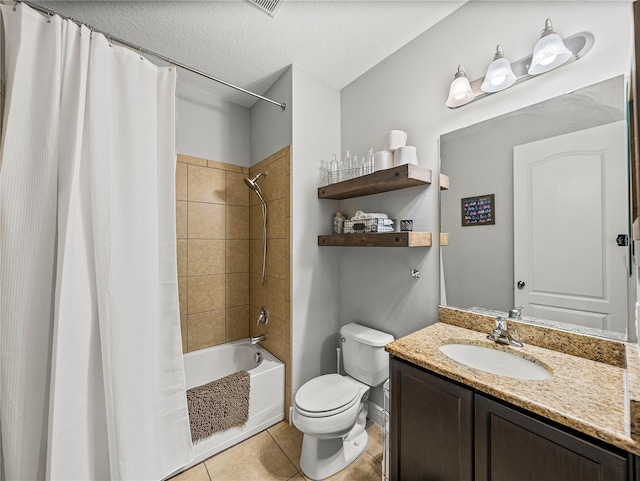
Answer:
[390, 358, 473, 481]
[475, 395, 628, 481]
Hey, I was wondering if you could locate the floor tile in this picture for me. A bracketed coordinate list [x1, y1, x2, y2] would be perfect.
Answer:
[204, 430, 298, 481]
[169, 462, 210, 481]
[365, 422, 384, 462]
[268, 421, 304, 472]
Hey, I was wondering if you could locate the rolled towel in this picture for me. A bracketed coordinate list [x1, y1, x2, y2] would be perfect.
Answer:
[352, 210, 389, 221]
[377, 226, 395, 232]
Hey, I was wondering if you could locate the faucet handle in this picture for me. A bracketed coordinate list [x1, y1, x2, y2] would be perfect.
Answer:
[495, 316, 508, 331]
[508, 307, 523, 320]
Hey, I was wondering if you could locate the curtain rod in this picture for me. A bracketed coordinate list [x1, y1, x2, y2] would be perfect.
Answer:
[17, 0, 287, 110]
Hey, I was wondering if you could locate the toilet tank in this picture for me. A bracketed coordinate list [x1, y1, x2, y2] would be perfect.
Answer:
[340, 323, 395, 387]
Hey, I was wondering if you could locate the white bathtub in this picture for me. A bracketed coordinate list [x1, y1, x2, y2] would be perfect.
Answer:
[175, 338, 285, 473]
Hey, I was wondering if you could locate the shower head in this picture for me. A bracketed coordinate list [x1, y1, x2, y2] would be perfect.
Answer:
[244, 172, 267, 205]
[243, 172, 267, 193]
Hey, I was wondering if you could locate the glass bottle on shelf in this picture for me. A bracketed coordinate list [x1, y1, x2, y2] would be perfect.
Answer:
[367, 147, 375, 175]
[343, 149, 352, 181]
[329, 154, 338, 184]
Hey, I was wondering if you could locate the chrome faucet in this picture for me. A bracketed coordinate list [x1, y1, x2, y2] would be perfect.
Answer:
[251, 334, 266, 344]
[487, 316, 523, 348]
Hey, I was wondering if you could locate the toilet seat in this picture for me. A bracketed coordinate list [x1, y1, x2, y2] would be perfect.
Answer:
[295, 374, 364, 418]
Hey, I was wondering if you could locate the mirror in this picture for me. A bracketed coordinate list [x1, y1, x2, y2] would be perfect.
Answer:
[440, 76, 635, 341]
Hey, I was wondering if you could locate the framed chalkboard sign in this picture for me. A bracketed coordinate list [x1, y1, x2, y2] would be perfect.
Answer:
[461, 194, 495, 226]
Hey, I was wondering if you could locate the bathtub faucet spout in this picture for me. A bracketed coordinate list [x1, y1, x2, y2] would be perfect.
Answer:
[251, 334, 266, 344]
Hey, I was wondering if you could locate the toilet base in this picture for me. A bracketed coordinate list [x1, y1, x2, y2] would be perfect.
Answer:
[299, 429, 368, 480]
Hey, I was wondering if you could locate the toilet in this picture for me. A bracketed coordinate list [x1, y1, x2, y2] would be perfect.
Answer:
[292, 323, 394, 480]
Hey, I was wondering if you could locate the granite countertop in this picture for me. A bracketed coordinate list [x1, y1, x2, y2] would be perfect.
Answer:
[385, 308, 640, 456]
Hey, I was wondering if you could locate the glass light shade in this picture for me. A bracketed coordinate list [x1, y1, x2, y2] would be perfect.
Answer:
[528, 21, 572, 75]
[446, 66, 474, 108]
[481, 52, 516, 93]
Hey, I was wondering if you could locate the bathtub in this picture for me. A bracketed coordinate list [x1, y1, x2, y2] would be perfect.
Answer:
[177, 338, 285, 472]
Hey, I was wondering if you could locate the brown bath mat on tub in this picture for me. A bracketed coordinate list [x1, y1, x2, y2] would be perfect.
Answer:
[187, 370, 250, 442]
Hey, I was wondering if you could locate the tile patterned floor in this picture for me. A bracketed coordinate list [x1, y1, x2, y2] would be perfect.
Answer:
[171, 421, 383, 481]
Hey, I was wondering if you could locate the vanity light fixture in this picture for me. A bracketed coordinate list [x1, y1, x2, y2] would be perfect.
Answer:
[445, 20, 593, 109]
[481, 45, 516, 93]
[445, 65, 474, 108]
[528, 18, 573, 75]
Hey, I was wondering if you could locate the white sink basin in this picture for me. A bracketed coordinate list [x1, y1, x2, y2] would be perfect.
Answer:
[439, 342, 552, 380]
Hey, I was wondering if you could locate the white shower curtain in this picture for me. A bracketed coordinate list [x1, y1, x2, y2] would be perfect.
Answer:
[0, 4, 193, 480]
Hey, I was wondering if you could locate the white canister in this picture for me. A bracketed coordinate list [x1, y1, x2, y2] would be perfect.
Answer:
[374, 150, 394, 171]
[383, 130, 408, 151]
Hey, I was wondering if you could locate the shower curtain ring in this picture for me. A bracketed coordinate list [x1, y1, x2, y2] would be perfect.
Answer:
[12, 1, 16, 12]
[107, 35, 112, 47]
[47, 10, 52, 23]
[139, 46, 143, 60]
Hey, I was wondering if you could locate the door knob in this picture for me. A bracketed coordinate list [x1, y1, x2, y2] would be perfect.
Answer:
[517, 281, 525, 289]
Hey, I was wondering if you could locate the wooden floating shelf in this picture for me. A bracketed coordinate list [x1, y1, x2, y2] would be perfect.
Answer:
[440, 173, 450, 190]
[318, 232, 432, 247]
[317, 164, 432, 200]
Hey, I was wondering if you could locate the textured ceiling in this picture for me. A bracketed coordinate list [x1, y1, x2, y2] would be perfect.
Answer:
[40, 1, 465, 107]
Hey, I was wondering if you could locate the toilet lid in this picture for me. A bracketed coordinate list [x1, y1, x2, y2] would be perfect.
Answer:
[295, 374, 360, 413]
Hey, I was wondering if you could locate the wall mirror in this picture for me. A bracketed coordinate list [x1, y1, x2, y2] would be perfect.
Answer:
[440, 76, 636, 341]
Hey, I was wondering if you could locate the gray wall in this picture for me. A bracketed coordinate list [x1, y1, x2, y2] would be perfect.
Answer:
[290, 65, 341, 396]
[176, 82, 250, 166]
[340, 1, 632, 407]
[250, 67, 293, 166]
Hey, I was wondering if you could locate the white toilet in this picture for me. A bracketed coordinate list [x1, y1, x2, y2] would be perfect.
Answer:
[292, 323, 394, 480]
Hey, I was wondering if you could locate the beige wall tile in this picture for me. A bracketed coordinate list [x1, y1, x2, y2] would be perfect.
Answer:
[188, 202, 225, 239]
[266, 197, 289, 239]
[188, 275, 225, 314]
[177, 154, 208, 167]
[188, 309, 225, 351]
[176, 162, 188, 201]
[227, 171, 250, 207]
[265, 157, 289, 202]
[226, 205, 249, 240]
[176, 201, 187, 239]
[263, 314, 285, 362]
[188, 239, 225, 276]
[226, 239, 249, 274]
[250, 204, 263, 240]
[178, 277, 187, 316]
[249, 239, 263, 275]
[188, 165, 225, 204]
[207, 159, 248, 173]
[226, 305, 250, 342]
[250, 155, 274, 175]
[267, 276, 289, 322]
[177, 239, 188, 278]
[266, 238, 287, 280]
[250, 272, 266, 308]
[226, 272, 249, 307]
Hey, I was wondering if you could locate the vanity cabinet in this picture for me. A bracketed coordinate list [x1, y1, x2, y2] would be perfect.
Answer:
[390, 357, 632, 481]
[390, 357, 473, 481]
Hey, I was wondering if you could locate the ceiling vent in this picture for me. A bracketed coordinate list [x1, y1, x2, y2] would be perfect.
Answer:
[244, 0, 285, 18]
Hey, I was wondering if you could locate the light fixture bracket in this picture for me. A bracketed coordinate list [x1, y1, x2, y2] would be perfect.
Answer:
[447, 31, 594, 109]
